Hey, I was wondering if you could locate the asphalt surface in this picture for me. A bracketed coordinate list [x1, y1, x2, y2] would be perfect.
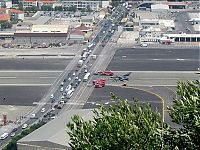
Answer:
[107, 48, 199, 71]
[84, 85, 163, 115]
[0, 58, 72, 70]
[174, 11, 199, 34]
[0, 86, 49, 106]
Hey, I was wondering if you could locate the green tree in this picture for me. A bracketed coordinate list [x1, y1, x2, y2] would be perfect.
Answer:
[111, 0, 120, 7]
[41, 5, 53, 11]
[67, 94, 169, 150]
[18, 2, 23, 11]
[0, 21, 12, 29]
[67, 6, 77, 12]
[54, 6, 63, 11]
[168, 80, 200, 149]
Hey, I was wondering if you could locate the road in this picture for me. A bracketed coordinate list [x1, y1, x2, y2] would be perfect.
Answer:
[107, 48, 199, 71]
[0, 4, 128, 148]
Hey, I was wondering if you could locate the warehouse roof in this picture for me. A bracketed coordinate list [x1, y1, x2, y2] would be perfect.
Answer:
[31, 25, 69, 33]
[18, 109, 94, 149]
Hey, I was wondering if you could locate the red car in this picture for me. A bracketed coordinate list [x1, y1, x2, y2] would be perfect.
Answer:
[98, 71, 114, 76]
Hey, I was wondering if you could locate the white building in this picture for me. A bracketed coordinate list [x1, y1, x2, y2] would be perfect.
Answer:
[0, 0, 12, 8]
[151, 4, 169, 11]
[62, 0, 110, 11]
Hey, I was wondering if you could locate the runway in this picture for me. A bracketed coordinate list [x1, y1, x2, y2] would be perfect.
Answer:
[107, 48, 199, 71]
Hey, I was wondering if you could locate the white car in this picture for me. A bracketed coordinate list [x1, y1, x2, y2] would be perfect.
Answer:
[84, 69, 88, 73]
[41, 108, 45, 113]
[61, 95, 65, 99]
[60, 82, 64, 86]
[78, 79, 82, 83]
[22, 124, 28, 129]
[50, 94, 54, 99]
[75, 76, 78, 80]
[60, 87, 64, 92]
[68, 77, 71, 81]
[83, 65, 87, 69]
[30, 113, 35, 119]
[72, 72, 76, 76]
[51, 107, 55, 111]
[10, 132, 15, 137]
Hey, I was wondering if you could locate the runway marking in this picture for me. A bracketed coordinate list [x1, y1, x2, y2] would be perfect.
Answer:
[111, 71, 197, 73]
[135, 78, 180, 80]
[0, 70, 63, 72]
[0, 84, 52, 86]
[39, 77, 57, 79]
[0, 77, 17, 79]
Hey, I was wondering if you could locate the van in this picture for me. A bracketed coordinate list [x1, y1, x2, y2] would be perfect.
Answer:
[141, 43, 148, 47]
[1, 133, 8, 140]
[65, 85, 72, 93]
[66, 90, 74, 99]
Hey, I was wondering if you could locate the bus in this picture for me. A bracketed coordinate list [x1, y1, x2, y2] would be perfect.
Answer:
[83, 72, 91, 82]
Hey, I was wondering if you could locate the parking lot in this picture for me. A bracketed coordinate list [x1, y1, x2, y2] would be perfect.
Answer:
[107, 48, 199, 71]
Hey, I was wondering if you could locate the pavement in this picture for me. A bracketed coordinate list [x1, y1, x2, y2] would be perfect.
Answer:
[107, 48, 199, 71]
[0, 58, 72, 70]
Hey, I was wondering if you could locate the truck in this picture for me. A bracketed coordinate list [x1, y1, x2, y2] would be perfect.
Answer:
[77, 60, 83, 67]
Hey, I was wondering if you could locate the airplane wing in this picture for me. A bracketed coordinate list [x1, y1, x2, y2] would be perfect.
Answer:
[123, 72, 131, 76]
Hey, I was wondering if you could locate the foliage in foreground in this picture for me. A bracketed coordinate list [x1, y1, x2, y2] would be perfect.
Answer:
[67, 94, 169, 150]
[167, 80, 200, 149]
[67, 80, 200, 150]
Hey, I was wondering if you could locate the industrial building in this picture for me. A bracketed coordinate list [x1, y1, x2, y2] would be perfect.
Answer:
[61, 0, 110, 11]
[13, 25, 69, 45]
[17, 109, 94, 150]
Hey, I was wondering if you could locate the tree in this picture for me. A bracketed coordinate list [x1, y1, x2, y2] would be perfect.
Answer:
[0, 21, 12, 29]
[41, 5, 53, 11]
[54, 6, 63, 11]
[67, 94, 169, 150]
[18, 2, 23, 11]
[67, 6, 77, 12]
[111, 0, 120, 7]
[168, 80, 200, 149]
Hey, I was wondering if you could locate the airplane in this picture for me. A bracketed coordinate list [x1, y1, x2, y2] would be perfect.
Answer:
[110, 72, 131, 82]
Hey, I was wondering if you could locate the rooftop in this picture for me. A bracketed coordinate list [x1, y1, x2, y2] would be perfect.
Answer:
[0, 13, 10, 21]
[10, 9, 24, 14]
[70, 29, 85, 36]
[75, 23, 91, 31]
[18, 109, 94, 149]
[31, 25, 69, 33]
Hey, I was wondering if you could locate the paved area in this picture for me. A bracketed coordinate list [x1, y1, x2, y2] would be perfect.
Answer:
[0, 71, 62, 86]
[107, 48, 199, 71]
[0, 86, 49, 106]
[105, 71, 199, 86]
[84, 85, 163, 119]
[0, 58, 72, 70]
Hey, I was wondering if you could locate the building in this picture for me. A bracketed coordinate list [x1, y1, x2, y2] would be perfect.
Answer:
[0, 13, 10, 22]
[17, 109, 94, 150]
[61, 0, 110, 11]
[22, 0, 58, 8]
[10, 9, 24, 20]
[151, 4, 169, 11]
[68, 29, 85, 44]
[75, 23, 92, 33]
[162, 33, 200, 42]
[13, 24, 69, 45]
[0, 0, 12, 8]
